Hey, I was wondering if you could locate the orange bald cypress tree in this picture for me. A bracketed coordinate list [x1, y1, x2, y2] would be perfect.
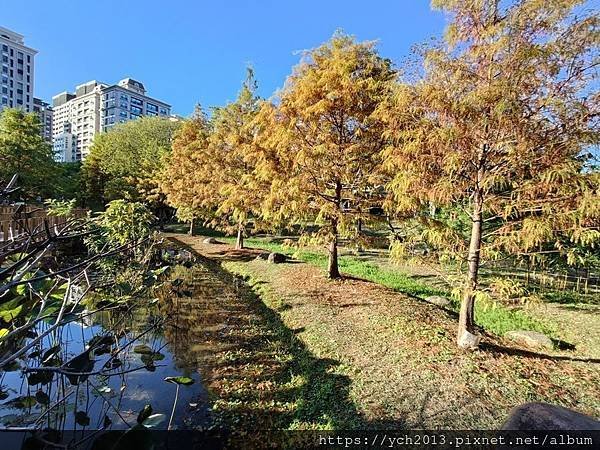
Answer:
[255, 33, 396, 278]
[379, 0, 599, 348]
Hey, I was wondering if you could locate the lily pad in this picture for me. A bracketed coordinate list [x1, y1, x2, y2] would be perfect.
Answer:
[95, 385, 112, 395]
[3, 395, 37, 408]
[133, 344, 154, 355]
[136, 404, 152, 424]
[63, 350, 95, 385]
[141, 413, 165, 429]
[28, 369, 54, 385]
[140, 352, 165, 366]
[164, 376, 194, 386]
[35, 390, 50, 405]
[42, 345, 61, 363]
[75, 411, 90, 426]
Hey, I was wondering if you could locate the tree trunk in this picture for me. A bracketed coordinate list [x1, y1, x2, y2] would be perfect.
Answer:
[457, 190, 483, 349]
[328, 219, 341, 279]
[235, 223, 244, 250]
[429, 201, 436, 217]
[188, 218, 195, 236]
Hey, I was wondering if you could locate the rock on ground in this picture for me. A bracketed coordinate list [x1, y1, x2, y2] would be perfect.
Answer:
[267, 252, 286, 264]
[502, 402, 600, 430]
[457, 330, 481, 350]
[505, 330, 554, 351]
[425, 295, 451, 307]
[203, 237, 219, 244]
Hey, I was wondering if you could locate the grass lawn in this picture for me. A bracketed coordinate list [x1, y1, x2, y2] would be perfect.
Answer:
[168, 233, 600, 431]
[220, 236, 560, 341]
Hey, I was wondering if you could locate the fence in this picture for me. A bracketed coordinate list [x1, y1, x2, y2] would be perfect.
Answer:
[486, 260, 600, 296]
[0, 205, 87, 244]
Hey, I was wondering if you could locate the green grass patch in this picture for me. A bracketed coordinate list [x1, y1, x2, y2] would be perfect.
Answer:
[540, 290, 600, 305]
[224, 237, 445, 298]
[222, 236, 559, 340]
[474, 303, 557, 338]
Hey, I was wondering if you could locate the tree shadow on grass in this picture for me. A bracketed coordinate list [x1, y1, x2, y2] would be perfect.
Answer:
[479, 342, 600, 364]
[168, 237, 497, 434]
[168, 239, 371, 434]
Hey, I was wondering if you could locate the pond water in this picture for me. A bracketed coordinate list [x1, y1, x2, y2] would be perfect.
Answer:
[0, 263, 220, 435]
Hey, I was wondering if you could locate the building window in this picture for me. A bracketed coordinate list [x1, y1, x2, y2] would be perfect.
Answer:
[131, 97, 143, 107]
[159, 107, 168, 115]
[130, 106, 142, 115]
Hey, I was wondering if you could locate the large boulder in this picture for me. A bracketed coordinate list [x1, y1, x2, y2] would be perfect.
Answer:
[502, 402, 600, 430]
[202, 237, 219, 244]
[425, 295, 451, 307]
[505, 330, 553, 351]
[267, 252, 287, 264]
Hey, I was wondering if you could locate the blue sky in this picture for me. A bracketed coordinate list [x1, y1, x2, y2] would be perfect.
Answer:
[2, 0, 446, 115]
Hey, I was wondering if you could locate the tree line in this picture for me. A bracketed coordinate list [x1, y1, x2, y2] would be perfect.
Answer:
[158, 1, 599, 348]
[1, 0, 598, 349]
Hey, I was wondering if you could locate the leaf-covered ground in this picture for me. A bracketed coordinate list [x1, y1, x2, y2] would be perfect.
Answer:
[170, 234, 600, 430]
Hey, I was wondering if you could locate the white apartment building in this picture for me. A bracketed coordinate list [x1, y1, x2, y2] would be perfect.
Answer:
[0, 26, 36, 113]
[52, 81, 103, 161]
[53, 123, 78, 163]
[33, 97, 53, 141]
[52, 78, 170, 161]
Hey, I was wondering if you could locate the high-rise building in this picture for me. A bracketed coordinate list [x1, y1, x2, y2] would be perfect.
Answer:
[52, 81, 103, 161]
[52, 78, 170, 161]
[33, 97, 53, 141]
[53, 123, 77, 163]
[0, 27, 36, 113]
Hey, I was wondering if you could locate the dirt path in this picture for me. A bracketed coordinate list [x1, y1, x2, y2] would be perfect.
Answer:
[171, 234, 600, 429]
